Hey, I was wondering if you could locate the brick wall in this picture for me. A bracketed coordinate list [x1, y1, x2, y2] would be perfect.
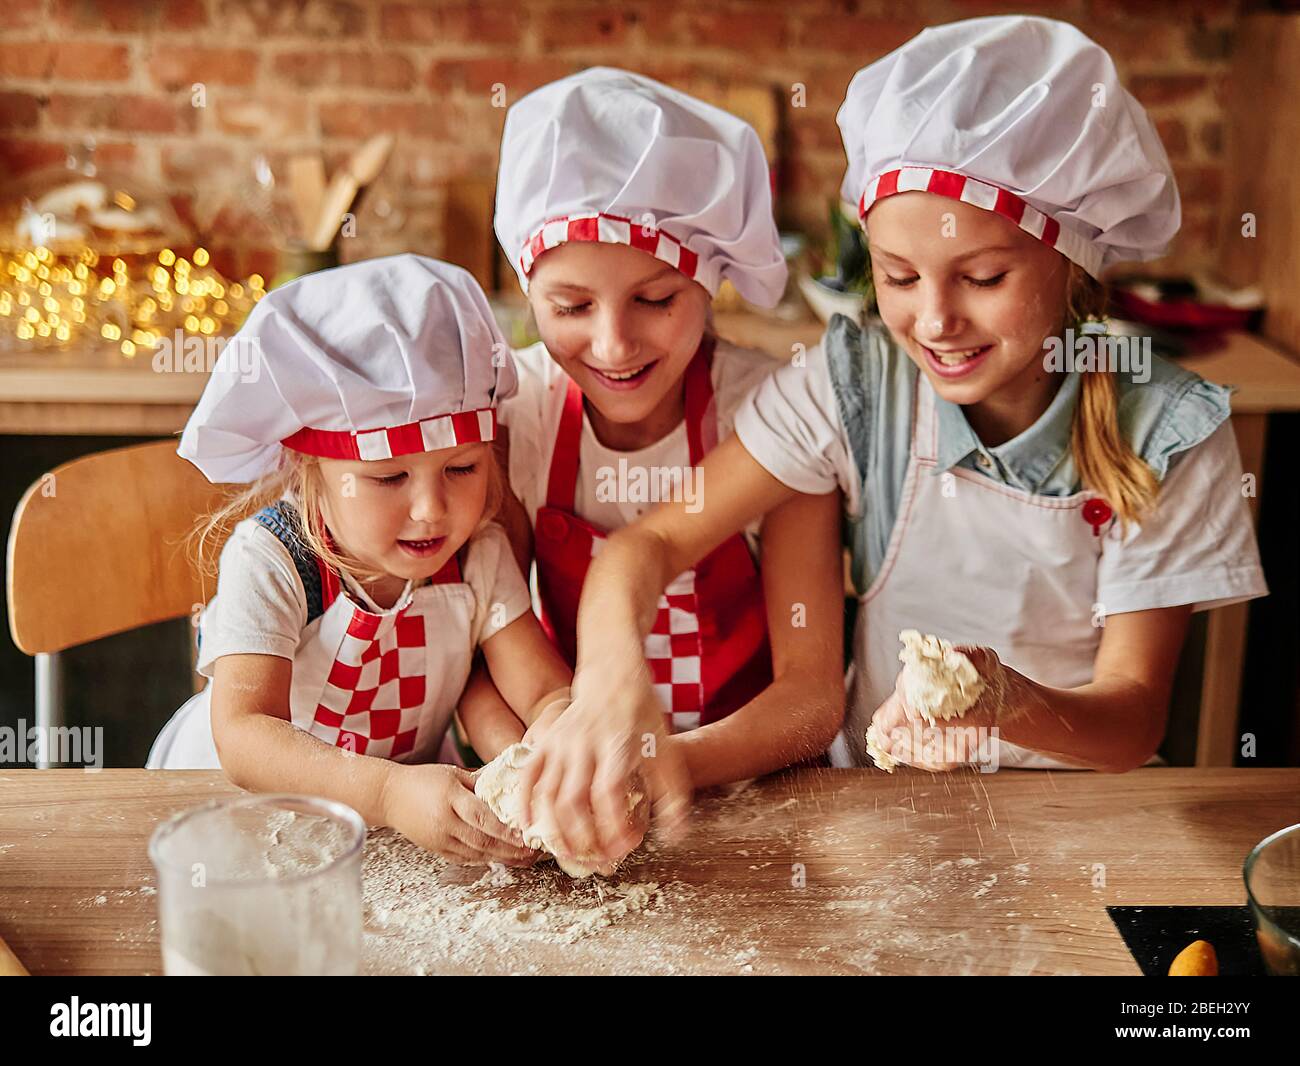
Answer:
[0, 0, 1244, 285]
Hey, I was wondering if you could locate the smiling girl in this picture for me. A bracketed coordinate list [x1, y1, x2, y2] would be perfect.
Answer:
[517, 18, 1268, 868]
[146, 255, 571, 867]
[477, 68, 845, 803]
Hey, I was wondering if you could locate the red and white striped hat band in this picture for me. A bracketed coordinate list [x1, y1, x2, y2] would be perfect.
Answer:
[858, 167, 1103, 278]
[518, 212, 710, 291]
[280, 407, 497, 463]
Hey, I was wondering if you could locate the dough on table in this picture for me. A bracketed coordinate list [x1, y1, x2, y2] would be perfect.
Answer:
[474, 742, 646, 879]
[866, 629, 986, 773]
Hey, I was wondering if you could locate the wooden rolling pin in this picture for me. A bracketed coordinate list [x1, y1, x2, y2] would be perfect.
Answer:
[0, 930, 29, 975]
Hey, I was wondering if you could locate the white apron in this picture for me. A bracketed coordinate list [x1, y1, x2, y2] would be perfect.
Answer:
[837, 376, 1111, 770]
[147, 562, 476, 770]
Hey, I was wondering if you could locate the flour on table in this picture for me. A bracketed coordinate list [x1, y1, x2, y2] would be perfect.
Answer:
[475, 742, 646, 878]
[867, 630, 986, 773]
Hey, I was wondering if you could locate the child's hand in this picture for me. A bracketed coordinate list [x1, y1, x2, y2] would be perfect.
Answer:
[868, 646, 1005, 772]
[384, 764, 540, 867]
[522, 688, 571, 745]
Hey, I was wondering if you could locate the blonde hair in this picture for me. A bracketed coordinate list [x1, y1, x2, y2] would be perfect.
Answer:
[1065, 264, 1158, 527]
[193, 447, 505, 586]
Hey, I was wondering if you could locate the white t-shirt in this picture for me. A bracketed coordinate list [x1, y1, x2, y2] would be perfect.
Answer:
[196, 519, 532, 675]
[499, 336, 778, 551]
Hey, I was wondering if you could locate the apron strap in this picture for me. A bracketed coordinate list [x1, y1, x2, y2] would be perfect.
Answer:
[912, 374, 940, 464]
[683, 334, 717, 466]
[543, 376, 585, 512]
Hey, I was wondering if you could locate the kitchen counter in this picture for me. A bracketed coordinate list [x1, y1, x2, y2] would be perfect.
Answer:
[1, 767, 1294, 975]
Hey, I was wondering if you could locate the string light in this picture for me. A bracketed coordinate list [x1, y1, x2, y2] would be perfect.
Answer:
[0, 246, 266, 351]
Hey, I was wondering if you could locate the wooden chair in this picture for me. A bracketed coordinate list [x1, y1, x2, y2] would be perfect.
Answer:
[6, 441, 228, 767]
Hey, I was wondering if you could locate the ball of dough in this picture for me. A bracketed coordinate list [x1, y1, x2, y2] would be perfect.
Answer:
[474, 742, 646, 879]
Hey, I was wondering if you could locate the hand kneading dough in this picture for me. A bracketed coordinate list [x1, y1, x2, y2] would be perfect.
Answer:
[866, 630, 986, 773]
[474, 742, 646, 879]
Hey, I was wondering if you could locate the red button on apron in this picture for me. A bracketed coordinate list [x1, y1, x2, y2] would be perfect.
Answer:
[1082, 497, 1113, 537]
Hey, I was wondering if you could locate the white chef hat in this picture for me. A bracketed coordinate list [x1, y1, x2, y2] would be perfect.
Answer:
[494, 66, 788, 306]
[178, 254, 516, 484]
[837, 16, 1180, 278]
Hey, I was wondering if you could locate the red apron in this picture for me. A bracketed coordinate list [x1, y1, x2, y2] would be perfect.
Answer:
[533, 338, 772, 732]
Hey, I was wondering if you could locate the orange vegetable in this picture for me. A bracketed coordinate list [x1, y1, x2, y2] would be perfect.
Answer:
[1168, 939, 1218, 976]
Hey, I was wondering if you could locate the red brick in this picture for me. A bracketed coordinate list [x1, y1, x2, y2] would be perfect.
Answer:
[47, 93, 201, 135]
[162, 141, 242, 183]
[0, 138, 136, 177]
[3, 0, 47, 31]
[318, 101, 450, 140]
[0, 93, 42, 131]
[381, 3, 523, 46]
[214, 96, 313, 139]
[1129, 73, 1210, 107]
[52, 41, 133, 82]
[1172, 164, 1223, 205]
[275, 50, 416, 92]
[429, 57, 572, 98]
[1154, 117, 1189, 159]
[1198, 119, 1223, 157]
[643, 9, 790, 51]
[271, 52, 330, 89]
[219, 0, 367, 38]
[795, 17, 923, 56]
[1086, 0, 1238, 25]
[0, 44, 55, 80]
[535, 6, 635, 50]
[53, 0, 155, 33]
[162, 0, 209, 30]
[338, 52, 417, 92]
[147, 46, 259, 91]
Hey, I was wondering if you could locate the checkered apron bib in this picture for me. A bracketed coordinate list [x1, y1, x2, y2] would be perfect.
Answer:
[532, 337, 772, 733]
[299, 550, 474, 761]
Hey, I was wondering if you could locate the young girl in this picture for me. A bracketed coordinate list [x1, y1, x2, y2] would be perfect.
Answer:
[476, 67, 845, 796]
[147, 254, 572, 867]
[517, 17, 1269, 866]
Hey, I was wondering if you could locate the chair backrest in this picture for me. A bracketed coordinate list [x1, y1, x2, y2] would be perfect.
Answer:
[7, 440, 229, 655]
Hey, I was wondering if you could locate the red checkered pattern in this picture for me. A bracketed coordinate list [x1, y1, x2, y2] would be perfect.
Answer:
[281, 408, 496, 463]
[858, 166, 1100, 278]
[519, 212, 700, 285]
[644, 568, 703, 733]
[310, 603, 427, 759]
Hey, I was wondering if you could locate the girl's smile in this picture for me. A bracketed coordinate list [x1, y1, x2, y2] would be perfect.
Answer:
[582, 357, 660, 391]
[396, 535, 448, 558]
[920, 342, 995, 378]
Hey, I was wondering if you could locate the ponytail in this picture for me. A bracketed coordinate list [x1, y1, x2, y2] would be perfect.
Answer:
[1065, 266, 1158, 529]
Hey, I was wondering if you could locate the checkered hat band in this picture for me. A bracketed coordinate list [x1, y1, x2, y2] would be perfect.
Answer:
[281, 407, 497, 461]
[858, 167, 1102, 278]
[519, 212, 700, 284]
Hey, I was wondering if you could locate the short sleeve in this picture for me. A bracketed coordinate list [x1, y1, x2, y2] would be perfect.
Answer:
[464, 522, 534, 644]
[732, 340, 859, 510]
[1097, 421, 1268, 614]
[196, 521, 308, 675]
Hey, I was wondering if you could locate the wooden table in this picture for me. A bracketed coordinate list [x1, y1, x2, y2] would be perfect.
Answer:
[1, 767, 1295, 976]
